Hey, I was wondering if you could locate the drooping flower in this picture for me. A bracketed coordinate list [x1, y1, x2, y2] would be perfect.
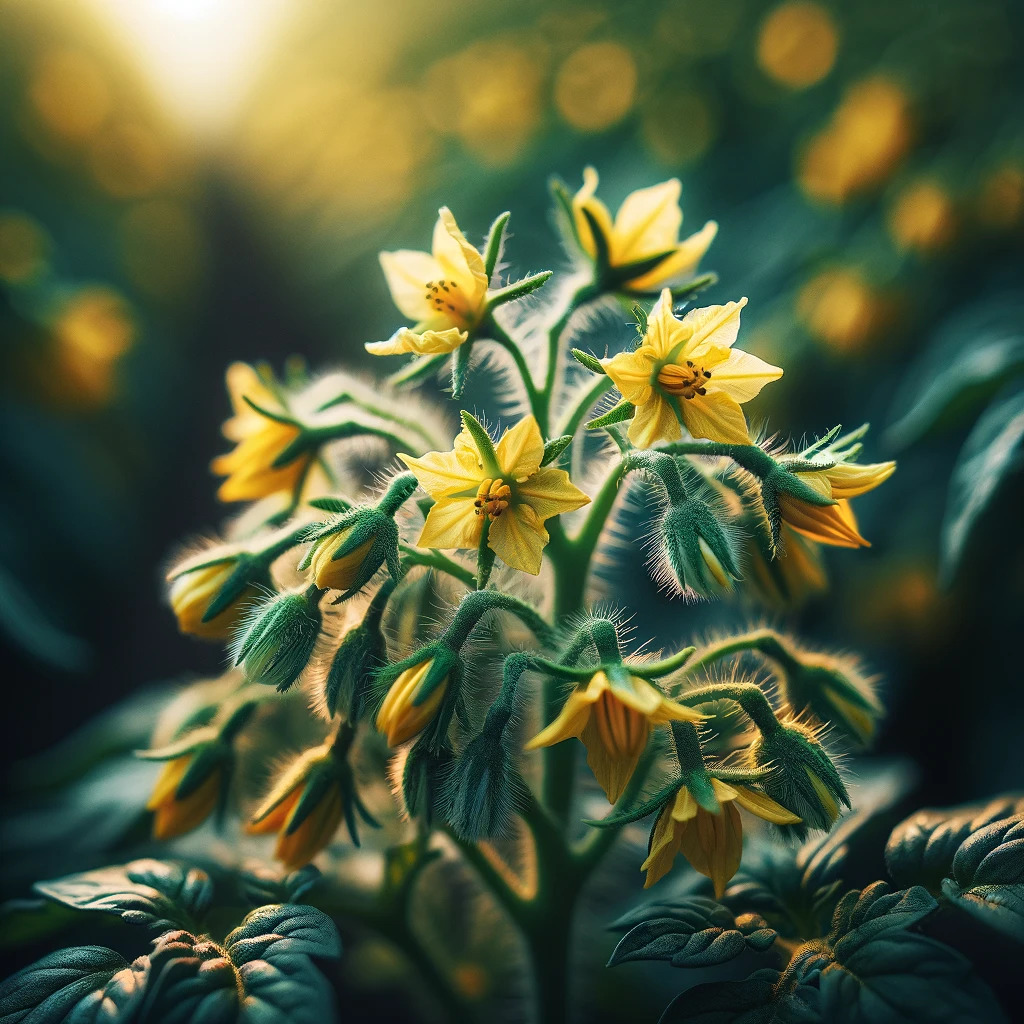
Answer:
[367, 207, 489, 357]
[525, 670, 706, 803]
[168, 558, 247, 640]
[211, 362, 312, 503]
[146, 751, 223, 840]
[399, 415, 590, 575]
[247, 745, 346, 871]
[602, 290, 782, 448]
[641, 777, 800, 892]
[305, 529, 377, 593]
[572, 167, 718, 292]
[376, 658, 449, 747]
[778, 458, 895, 548]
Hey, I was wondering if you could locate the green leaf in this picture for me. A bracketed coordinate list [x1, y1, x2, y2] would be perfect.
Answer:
[586, 398, 635, 430]
[659, 969, 821, 1023]
[570, 348, 606, 375]
[541, 435, 573, 466]
[608, 897, 776, 968]
[239, 866, 322, 909]
[34, 860, 213, 932]
[236, 948, 336, 1024]
[941, 384, 1024, 580]
[0, 946, 142, 1024]
[225, 904, 341, 965]
[306, 497, 353, 514]
[142, 930, 239, 1024]
[885, 795, 1024, 890]
[827, 884, 937, 955]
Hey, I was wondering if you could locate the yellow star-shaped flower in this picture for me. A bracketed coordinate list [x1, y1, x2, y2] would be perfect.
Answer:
[572, 167, 718, 292]
[602, 290, 782, 448]
[399, 415, 590, 575]
[367, 207, 489, 358]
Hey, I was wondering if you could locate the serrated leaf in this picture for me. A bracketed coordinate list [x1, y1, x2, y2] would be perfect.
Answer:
[142, 930, 239, 1024]
[951, 815, 1024, 887]
[34, 860, 213, 932]
[609, 897, 776, 968]
[239, 866, 322, 908]
[941, 384, 1024, 581]
[940, 878, 1024, 944]
[828, 884, 937, 956]
[236, 953, 336, 1024]
[885, 795, 1024, 890]
[225, 904, 341, 965]
[659, 969, 821, 1023]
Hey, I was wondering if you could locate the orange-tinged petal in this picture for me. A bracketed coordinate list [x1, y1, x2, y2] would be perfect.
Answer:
[678, 803, 743, 899]
[276, 784, 344, 871]
[581, 705, 647, 803]
[642, 803, 683, 887]
[525, 673, 608, 749]
[247, 788, 301, 835]
[825, 460, 896, 499]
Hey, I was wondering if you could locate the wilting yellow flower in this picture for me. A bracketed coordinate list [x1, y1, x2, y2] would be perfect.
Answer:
[168, 558, 251, 640]
[211, 362, 311, 503]
[399, 415, 590, 575]
[572, 167, 717, 291]
[746, 525, 828, 607]
[887, 180, 957, 252]
[779, 460, 895, 548]
[376, 659, 449, 746]
[247, 745, 344, 871]
[525, 671, 706, 803]
[641, 777, 800, 892]
[367, 208, 489, 357]
[602, 290, 781, 447]
[306, 530, 376, 592]
[798, 77, 912, 203]
[147, 754, 222, 840]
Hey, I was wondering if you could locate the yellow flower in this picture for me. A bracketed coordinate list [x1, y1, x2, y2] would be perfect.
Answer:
[376, 658, 449, 746]
[602, 290, 782, 448]
[746, 524, 828, 607]
[367, 207, 489, 357]
[168, 555, 255, 640]
[399, 415, 590, 575]
[572, 167, 717, 291]
[641, 777, 800, 893]
[247, 745, 344, 871]
[525, 671, 706, 803]
[779, 460, 895, 548]
[147, 754, 222, 840]
[211, 362, 312, 503]
[306, 529, 376, 592]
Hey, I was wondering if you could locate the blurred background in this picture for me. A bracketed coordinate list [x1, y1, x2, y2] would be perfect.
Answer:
[0, 0, 1022, 1006]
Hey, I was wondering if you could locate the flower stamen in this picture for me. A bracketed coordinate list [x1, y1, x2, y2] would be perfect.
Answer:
[657, 360, 712, 399]
[474, 477, 512, 519]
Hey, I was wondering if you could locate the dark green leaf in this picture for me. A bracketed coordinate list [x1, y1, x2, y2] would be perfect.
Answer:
[34, 860, 213, 932]
[659, 969, 821, 1023]
[827, 884, 937, 956]
[236, 952, 335, 1024]
[239, 866, 322, 908]
[486, 270, 552, 308]
[225, 904, 341, 965]
[609, 897, 776, 968]
[142, 930, 238, 1024]
[941, 384, 1024, 580]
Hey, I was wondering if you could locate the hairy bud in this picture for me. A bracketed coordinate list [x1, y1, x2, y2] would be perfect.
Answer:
[235, 589, 322, 692]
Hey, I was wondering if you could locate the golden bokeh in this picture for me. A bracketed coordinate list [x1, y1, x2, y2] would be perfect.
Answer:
[757, 2, 838, 89]
[797, 267, 893, 352]
[0, 212, 49, 284]
[887, 179, 957, 252]
[29, 48, 111, 142]
[555, 41, 637, 132]
[977, 163, 1024, 229]
[89, 122, 172, 197]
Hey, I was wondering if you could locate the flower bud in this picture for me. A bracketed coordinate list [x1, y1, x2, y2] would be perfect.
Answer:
[399, 739, 453, 827]
[660, 498, 740, 599]
[143, 733, 228, 840]
[306, 527, 378, 592]
[235, 589, 322, 692]
[376, 647, 455, 747]
[247, 743, 364, 870]
[167, 553, 266, 641]
[443, 729, 524, 840]
[746, 720, 850, 837]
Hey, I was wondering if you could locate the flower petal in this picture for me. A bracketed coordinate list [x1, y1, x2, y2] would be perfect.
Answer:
[645, 288, 689, 359]
[732, 785, 802, 825]
[380, 249, 443, 323]
[602, 347, 657, 404]
[416, 497, 482, 550]
[399, 447, 481, 498]
[611, 178, 682, 264]
[826, 460, 896, 499]
[628, 220, 718, 291]
[680, 392, 752, 444]
[487, 502, 547, 574]
[628, 394, 683, 448]
[641, 804, 682, 887]
[525, 673, 607, 749]
[366, 326, 468, 356]
[495, 415, 544, 479]
[679, 803, 743, 899]
[679, 299, 748, 353]
[433, 207, 488, 301]
[516, 466, 591, 521]
[704, 347, 783, 403]
[572, 167, 615, 259]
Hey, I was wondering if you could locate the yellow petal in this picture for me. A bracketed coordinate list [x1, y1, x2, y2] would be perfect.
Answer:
[516, 466, 591, 522]
[525, 673, 607, 749]
[398, 447, 481, 498]
[432, 207, 488, 301]
[704, 347, 783, 403]
[602, 347, 658, 405]
[610, 178, 682, 264]
[642, 804, 683, 887]
[572, 167, 615, 258]
[379, 249, 443, 323]
[628, 393, 682, 448]
[495, 415, 544, 479]
[669, 785, 702, 823]
[581, 708, 647, 803]
[678, 803, 743, 899]
[366, 326, 468, 356]
[487, 502, 547, 574]
[679, 299, 748, 354]
[627, 221, 718, 291]
[731, 785, 802, 825]
[417, 497, 482, 550]
[779, 495, 868, 548]
[680, 392, 752, 444]
[825, 460, 896, 499]
[644, 288, 689, 359]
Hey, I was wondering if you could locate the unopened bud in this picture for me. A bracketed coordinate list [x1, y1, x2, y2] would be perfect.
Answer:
[781, 654, 882, 748]
[167, 552, 266, 641]
[301, 508, 400, 597]
[235, 589, 322, 692]
[400, 739, 453, 827]
[376, 647, 455, 747]
[444, 728, 525, 840]
[661, 499, 740, 599]
[141, 731, 228, 840]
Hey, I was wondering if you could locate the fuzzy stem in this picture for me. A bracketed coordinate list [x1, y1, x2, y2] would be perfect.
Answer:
[681, 682, 784, 736]
[681, 628, 799, 678]
[399, 545, 476, 589]
[481, 316, 544, 420]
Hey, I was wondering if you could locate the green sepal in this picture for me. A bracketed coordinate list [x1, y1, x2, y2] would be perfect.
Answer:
[486, 270, 553, 310]
[580, 206, 611, 276]
[602, 246, 679, 289]
[586, 398, 635, 430]
[284, 761, 337, 837]
[402, 739, 454, 828]
[201, 557, 271, 623]
[476, 521, 495, 590]
[136, 728, 219, 762]
[236, 591, 322, 692]
[307, 496, 353, 514]
[584, 780, 682, 828]
[451, 342, 472, 400]
[175, 742, 230, 802]
[241, 395, 298, 427]
[571, 348, 606, 375]
[541, 434, 573, 466]
[549, 176, 580, 248]
[626, 272, 719, 301]
[631, 303, 648, 338]
[483, 211, 511, 281]
[459, 410, 499, 474]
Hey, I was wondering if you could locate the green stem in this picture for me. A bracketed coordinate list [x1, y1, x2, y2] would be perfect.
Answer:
[399, 545, 476, 589]
[681, 628, 797, 678]
[681, 682, 783, 736]
[556, 375, 614, 438]
[482, 317, 544, 420]
[541, 284, 598, 434]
